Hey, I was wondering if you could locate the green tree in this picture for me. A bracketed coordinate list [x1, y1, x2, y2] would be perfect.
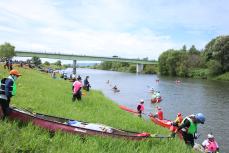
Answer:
[44, 61, 50, 66]
[0, 42, 15, 60]
[204, 35, 229, 72]
[189, 45, 199, 54]
[31, 56, 42, 66]
[181, 45, 187, 52]
[55, 60, 62, 67]
[207, 60, 222, 76]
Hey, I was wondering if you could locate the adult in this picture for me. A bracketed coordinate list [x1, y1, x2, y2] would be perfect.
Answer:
[83, 76, 91, 91]
[137, 99, 144, 118]
[175, 113, 205, 147]
[0, 69, 22, 119]
[72, 76, 82, 102]
[202, 134, 219, 153]
[156, 106, 164, 120]
[170, 112, 183, 137]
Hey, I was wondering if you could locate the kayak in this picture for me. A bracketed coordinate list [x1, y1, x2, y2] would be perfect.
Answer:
[151, 97, 162, 103]
[149, 114, 183, 139]
[7, 106, 155, 140]
[119, 105, 182, 139]
[148, 114, 173, 129]
[119, 105, 139, 115]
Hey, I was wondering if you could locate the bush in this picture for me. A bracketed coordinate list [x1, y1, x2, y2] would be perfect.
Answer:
[207, 60, 223, 76]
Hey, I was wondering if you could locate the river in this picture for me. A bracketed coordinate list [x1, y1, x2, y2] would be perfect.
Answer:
[62, 68, 229, 152]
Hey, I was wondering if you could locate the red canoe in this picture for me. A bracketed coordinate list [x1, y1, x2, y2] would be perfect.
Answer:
[148, 114, 172, 129]
[149, 114, 183, 139]
[7, 106, 153, 141]
[119, 105, 139, 115]
[151, 97, 162, 103]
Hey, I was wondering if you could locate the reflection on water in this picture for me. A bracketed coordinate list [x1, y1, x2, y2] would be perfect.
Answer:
[66, 68, 229, 152]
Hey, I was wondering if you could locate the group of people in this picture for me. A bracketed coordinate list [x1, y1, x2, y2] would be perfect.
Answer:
[136, 99, 219, 153]
[3, 59, 13, 70]
[72, 75, 91, 102]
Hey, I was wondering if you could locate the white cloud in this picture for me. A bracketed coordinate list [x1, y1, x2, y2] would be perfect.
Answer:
[0, 0, 228, 60]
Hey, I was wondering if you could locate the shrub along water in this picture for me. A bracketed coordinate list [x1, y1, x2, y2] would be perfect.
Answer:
[0, 65, 194, 153]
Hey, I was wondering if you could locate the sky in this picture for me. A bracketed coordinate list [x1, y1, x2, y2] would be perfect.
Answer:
[0, 0, 228, 60]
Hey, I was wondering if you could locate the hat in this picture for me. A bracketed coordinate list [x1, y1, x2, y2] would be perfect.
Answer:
[140, 99, 144, 103]
[208, 134, 214, 139]
[10, 69, 22, 76]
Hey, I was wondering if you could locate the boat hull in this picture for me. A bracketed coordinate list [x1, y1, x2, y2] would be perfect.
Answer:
[8, 107, 150, 141]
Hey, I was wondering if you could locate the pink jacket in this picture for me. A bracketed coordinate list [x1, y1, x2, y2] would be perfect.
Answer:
[73, 81, 82, 93]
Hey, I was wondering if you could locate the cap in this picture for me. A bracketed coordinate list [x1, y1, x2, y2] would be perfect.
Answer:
[10, 69, 22, 76]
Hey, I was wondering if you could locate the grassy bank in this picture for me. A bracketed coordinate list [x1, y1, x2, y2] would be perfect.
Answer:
[0, 65, 193, 153]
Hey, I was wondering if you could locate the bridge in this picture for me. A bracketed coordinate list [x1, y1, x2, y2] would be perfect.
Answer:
[15, 51, 158, 74]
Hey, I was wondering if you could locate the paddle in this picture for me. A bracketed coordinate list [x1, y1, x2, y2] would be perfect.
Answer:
[150, 134, 173, 139]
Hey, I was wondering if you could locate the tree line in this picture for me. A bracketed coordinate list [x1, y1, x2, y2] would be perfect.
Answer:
[158, 35, 229, 78]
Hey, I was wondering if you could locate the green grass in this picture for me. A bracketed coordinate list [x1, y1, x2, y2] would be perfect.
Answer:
[213, 72, 229, 81]
[0, 65, 194, 153]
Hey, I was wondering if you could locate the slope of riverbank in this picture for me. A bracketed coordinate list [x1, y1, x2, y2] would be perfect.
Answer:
[0, 65, 194, 153]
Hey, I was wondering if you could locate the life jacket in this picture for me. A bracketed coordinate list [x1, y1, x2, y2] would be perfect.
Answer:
[175, 116, 183, 126]
[0, 77, 16, 99]
[158, 110, 163, 120]
[137, 104, 144, 112]
[181, 117, 197, 135]
[73, 81, 82, 93]
[206, 140, 218, 152]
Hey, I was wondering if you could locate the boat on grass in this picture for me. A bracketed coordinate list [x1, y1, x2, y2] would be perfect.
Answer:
[7, 106, 163, 141]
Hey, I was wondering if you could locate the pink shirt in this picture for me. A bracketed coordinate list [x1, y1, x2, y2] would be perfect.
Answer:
[73, 81, 82, 93]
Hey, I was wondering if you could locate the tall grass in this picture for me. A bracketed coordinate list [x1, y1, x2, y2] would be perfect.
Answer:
[0, 65, 194, 153]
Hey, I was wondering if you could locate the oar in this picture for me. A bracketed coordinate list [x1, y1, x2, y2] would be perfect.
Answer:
[150, 134, 173, 139]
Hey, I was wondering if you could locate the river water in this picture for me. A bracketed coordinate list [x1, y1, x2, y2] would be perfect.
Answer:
[63, 68, 229, 152]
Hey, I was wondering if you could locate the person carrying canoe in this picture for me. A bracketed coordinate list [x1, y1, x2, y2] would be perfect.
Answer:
[173, 112, 183, 126]
[202, 134, 219, 153]
[0, 70, 22, 119]
[137, 99, 144, 117]
[170, 112, 183, 137]
[72, 76, 82, 102]
[174, 113, 205, 147]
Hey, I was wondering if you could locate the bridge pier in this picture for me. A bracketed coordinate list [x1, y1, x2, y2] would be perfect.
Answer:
[73, 60, 77, 75]
[136, 64, 144, 73]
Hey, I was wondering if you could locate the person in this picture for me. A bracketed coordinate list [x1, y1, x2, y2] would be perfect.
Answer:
[106, 80, 109, 84]
[83, 76, 91, 91]
[155, 106, 163, 120]
[170, 112, 183, 137]
[173, 112, 183, 126]
[175, 113, 206, 147]
[137, 99, 144, 118]
[112, 85, 117, 90]
[0, 69, 22, 119]
[72, 76, 82, 102]
[202, 134, 219, 153]
[9, 59, 13, 70]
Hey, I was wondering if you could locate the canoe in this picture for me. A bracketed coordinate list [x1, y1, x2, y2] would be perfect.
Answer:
[119, 105, 182, 139]
[119, 105, 139, 115]
[149, 114, 183, 139]
[148, 114, 172, 129]
[151, 97, 162, 103]
[7, 106, 153, 141]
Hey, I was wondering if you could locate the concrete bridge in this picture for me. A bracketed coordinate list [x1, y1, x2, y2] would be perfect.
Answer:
[15, 51, 158, 74]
